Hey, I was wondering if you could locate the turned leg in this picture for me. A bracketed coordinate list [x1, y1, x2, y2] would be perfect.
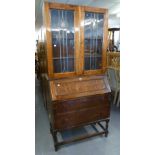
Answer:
[50, 123, 53, 135]
[113, 90, 118, 105]
[50, 124, 58, 151]
[53, 131, 58, 151]
[54, 144, 58, 152]
[105, 120, 109, 137]
[116, 91, 120, 107]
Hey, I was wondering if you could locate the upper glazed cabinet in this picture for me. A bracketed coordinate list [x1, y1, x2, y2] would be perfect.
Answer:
[43, 3, 108, 78]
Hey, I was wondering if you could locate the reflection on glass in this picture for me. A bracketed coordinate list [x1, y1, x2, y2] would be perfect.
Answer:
[84, 12, 104, 70]
[51, 9, 74, 73]
[114, 31, 120, 51]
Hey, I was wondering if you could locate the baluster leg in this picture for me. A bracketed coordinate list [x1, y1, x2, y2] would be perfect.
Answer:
[105, 119, 110, 137]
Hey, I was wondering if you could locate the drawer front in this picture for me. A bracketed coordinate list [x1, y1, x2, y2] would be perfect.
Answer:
[54, 106, 110, 130]
[52, 94, 110, 130]
[53, 94, 109, 113]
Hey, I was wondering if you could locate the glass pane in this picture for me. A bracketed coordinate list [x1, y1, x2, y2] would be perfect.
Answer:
[84, 12, 104, 70]
[51, 9, 75, 73]
[114, 31, 120, 51]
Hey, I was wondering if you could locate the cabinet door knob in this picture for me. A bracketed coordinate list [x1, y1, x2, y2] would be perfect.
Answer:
[57, 83, 60, 87]
[79, 77, 82, 81]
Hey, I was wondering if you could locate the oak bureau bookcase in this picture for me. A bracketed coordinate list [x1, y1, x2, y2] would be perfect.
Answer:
[38, 2, 111, 151]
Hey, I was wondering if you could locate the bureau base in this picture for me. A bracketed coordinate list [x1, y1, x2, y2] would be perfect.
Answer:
[50, 119, 110, 151]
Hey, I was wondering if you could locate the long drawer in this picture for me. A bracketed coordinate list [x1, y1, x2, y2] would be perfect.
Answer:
[53, 94, 109, 113]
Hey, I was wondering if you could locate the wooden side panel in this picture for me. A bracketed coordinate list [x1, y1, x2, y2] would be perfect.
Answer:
[102, 9, 108, 73]
[43, 2, 54, 77]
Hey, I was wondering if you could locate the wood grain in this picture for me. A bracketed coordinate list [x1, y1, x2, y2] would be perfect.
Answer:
[82, 6, 108, 13]
[102, 9, 109, 74]
[50, 75, 111, 101]
[79, 6, 85, 75]
[52, 94, 110, 130]
[74, 7, 80, 74]
[40, 3, 111, 151]
[49, 2, 78, 10]
[44, 2, 54, 77]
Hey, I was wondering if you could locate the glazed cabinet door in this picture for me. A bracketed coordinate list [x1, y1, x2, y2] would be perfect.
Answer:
[44, 3, 79, 78]
[44, 3, 108, 78]
[80, 7, 108, 75]
[51, 9, 75, 73]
